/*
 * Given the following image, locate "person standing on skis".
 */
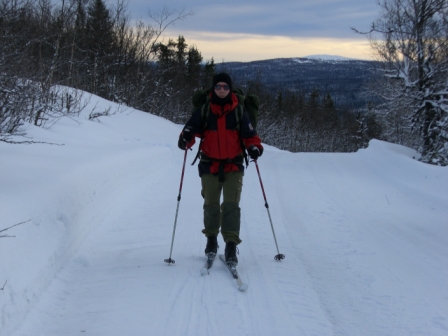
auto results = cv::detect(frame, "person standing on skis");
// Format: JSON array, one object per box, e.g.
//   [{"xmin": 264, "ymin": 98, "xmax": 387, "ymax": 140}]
[{"xmin": 178, "ymin": 72, "xmax": 263, "ymax": 265}]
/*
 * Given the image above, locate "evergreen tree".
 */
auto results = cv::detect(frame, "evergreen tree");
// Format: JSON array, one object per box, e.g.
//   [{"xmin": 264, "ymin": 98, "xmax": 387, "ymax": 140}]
[
  {"xmin": 297, "ymin": 93, "xmax": 305, "ymax": 112},
  {"xmin": 156, "ymin": 39, "xmax": 177, "ymax": 70},
  {"xmin": 84, "ymin": 0, "xmax": 116, "ymax": 96},
  {"xmin": 322, "ymin": 93, "xmax": 335, "ymax": 110},
  {"xmin": 85, "ymin": 0, "xmax": 115, "ymax": 57},
  {"xmin": 186, "ymin": 46, "xmax": 203, "ymax": 86},
  {"xmin": 175, "ymin": 35, "xmax": 187, "ymax": 66},
  {"xmin": 201, "ymin": 58, "xmax": 216, "ymax": 89},
  {"xmin": 274, "ymin": 91, "xmax": 283, "ymax": 115},
  {"xmin": 308, "ymin": 90, "xmax": 320, "ymax": 110}
]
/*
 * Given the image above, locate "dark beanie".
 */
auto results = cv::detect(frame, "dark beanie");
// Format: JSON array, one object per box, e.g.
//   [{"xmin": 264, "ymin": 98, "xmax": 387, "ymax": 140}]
[{"xmin": 212, "ymin": 72, "xmax": 232, "ymax": 90}]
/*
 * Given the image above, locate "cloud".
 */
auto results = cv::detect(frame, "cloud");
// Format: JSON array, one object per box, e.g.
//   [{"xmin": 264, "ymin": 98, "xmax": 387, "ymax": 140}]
[
  {"xmin": 126, "ymin": 0, "xmax": 379, "ymax": 61},
  {"xmin": 128, "ymin": 0, "xmax": 378, "ymax": 37},
  {"xmin": 169, "ymin": 30, "xmax": 373, "ymax": 62}
]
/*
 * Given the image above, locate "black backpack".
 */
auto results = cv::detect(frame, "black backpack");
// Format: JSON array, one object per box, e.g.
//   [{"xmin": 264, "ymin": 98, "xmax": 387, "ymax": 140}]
[{"xmin": 191, "ymin": 88, "xmax": 259, "ymax": 129}]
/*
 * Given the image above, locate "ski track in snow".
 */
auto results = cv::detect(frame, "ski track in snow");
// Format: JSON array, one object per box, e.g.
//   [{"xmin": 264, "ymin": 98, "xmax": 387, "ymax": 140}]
[{"xmin": 1, "ymin": 95, "xmax": 448, "ymax": 336}]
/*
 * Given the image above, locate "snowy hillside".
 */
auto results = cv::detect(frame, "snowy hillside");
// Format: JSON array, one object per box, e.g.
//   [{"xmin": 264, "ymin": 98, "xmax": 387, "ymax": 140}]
[
  {"xmin": 1, "ymin": 93, "xmax": 447, "ymax": 336},
  {"xmin": 217, "ymin": 57, "xmax": 377, "ymax": 109},
  {"xmin": 303, "ymin": 54, "xmax": 353, "ymax": 61}
]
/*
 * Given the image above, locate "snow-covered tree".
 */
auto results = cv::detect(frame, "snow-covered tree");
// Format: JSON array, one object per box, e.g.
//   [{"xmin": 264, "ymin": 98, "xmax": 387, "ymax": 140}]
[{"xmin": 361, "ymin": 0, "xmax": 448, "ymax": 165}]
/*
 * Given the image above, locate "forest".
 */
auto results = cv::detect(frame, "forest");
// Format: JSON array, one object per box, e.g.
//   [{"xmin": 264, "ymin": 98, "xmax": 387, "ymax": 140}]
[{"xmin": 1, "ymin": 0, "xmax": 447, "ymax": 164}]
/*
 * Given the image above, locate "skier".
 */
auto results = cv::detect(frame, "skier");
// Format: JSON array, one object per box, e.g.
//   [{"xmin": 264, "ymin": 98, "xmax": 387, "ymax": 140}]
[{"xmin": 178, "ymin": 73, "xmax": 263, "ymax": 265}]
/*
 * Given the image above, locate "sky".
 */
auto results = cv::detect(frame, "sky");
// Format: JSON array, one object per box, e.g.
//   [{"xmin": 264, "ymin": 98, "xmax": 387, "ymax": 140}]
[
  {"xmin": 2, "ymin": 90, "xmax": 448, "ymax": 335},
  {"xmin": 125, "ymin": 0, "xmax": 381, "ymax": 62}
]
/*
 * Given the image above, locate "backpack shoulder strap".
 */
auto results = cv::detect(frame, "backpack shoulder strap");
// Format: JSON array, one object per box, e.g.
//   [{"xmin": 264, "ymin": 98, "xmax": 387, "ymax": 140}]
[
  {"xmin": 234, "ymin": 104, "xmax": 249, "ymax": 167},
  {"xmin": 191, "ymin": 102, "xmax": 210, "ymax": 166},
  {"xmin": 234, "ymin": 104, "xmax": 244, "ymax": 130},
  {"xmin": 200, "ymin": 102, "xmax": 210, "ymax": 129}
]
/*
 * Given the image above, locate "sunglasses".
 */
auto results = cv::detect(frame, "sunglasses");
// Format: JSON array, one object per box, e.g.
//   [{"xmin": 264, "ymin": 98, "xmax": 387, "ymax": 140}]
[{"xmin": 214, "ymin": 84, "xmax": 230, "ymax": 91}]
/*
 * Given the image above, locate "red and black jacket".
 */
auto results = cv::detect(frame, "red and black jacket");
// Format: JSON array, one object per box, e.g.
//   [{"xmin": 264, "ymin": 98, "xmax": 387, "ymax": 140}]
[{"xmin": 181, "ymin": 93, "xmax": 263, "ymax": 176}]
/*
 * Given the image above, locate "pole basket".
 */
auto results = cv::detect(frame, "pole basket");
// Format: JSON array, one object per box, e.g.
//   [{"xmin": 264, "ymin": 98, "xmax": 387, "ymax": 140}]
[
  {"xmin": 164, "ymin": 258, "xmax": 175, "ymax": 264},
  {"xmin": 274, "ymin": 254, "xmax": 285, "ymax": 261}
]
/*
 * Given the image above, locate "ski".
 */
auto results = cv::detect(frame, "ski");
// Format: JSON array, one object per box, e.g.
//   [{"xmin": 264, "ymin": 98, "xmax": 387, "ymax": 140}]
[
  {"xmin": 200, "ymin": 252, "xmax": 216, "ymax": 275},
  {"xmin": 218, "ymin": 254, "xmax": 248, "ymax": 291}
]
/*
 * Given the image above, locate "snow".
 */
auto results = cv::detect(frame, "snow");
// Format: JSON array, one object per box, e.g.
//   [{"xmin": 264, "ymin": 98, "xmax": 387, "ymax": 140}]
[
  {"xmin": 304, "ymin": 54, "xmax": 353, "ymax": 61},
  {"xmin": 1, "ymin": 93, "xmax": 448, "ymax": 336}
]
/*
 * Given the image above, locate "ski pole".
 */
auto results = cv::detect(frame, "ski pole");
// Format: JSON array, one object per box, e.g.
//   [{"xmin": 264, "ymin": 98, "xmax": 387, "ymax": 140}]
[
  {"xmin": 254, "ymin": 160, "xmax": 285, "ymax": 261},
  {"xmin": 164, "ymin": 148, "xmax": 189, "ymax": 264}
]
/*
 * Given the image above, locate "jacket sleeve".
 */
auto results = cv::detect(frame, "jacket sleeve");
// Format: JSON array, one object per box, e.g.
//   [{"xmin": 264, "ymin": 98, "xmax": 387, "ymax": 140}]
[
  {"xmin": 239, "ymin": 109, "xmax": 263, "ymax": 153},
  {"xmin": 178, "ymin": 107, "xmax": 204, "ymax": 149}
]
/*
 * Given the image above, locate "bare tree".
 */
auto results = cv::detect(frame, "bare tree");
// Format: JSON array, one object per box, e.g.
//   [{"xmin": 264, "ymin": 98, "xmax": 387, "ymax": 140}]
[{"xmin": 0, "ymin": 0, "xmax": 88, "ymax": 141}]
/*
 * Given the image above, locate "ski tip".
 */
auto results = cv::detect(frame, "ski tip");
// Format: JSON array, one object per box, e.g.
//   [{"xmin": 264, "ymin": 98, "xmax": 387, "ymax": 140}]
[
  {"xmin": 200, "ymin": 267, "xmax": 209, "ymax": 276},
  {"xmin": 238, "ymin": 283, "xmax": 248, "ymax": 292}
]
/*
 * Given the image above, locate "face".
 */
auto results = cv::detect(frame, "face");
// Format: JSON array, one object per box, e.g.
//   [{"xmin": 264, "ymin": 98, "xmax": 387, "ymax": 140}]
[{"xmin": 214, "ymin": 82, "xmax": 230, "ymax": 99}]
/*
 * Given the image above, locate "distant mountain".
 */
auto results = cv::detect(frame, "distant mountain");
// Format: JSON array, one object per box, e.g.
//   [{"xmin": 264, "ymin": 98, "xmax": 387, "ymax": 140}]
[{"xmin": 217, "ymin": 57, "xmax": 380, "ymax": 109}]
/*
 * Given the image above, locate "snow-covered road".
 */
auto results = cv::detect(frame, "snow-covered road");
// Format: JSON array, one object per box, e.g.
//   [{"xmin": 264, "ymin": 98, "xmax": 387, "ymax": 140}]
[{"xmin": 2, "ymin": 95, "xmax": 447, "ymax": 335}]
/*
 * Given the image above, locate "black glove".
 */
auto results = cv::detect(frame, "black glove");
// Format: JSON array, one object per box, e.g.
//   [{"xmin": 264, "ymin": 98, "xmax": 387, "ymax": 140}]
[
  {"xmin": 182, "ymin": 127, "xmax": 194, "ymax": 143},
  {"xmin": 248, "ymin": 145, "xmax": 261, "ymax": 160},
  {"xmin": 178, "ymin": 127, "xmax": 194, "ymax": 150},
  {"xmin": 178, "ymin": 133, "xmax": 187, "ymax": 150}
]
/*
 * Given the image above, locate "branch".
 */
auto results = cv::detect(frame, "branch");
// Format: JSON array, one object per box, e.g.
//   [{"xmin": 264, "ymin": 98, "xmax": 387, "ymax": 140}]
[
  {"xmin": 148, "ymin": 6, "xmax": 195, "ymax": 52},
  {"xmin": 0, "ymin": 137, "xmax": 64, "ymax": 145},
  {"xmin": 351, "ymin": 23, "xmax": 375, "ymax": 35},
  {"xmin": 0, "ymin": 219, "xmax": 31, "ymax": 238}
]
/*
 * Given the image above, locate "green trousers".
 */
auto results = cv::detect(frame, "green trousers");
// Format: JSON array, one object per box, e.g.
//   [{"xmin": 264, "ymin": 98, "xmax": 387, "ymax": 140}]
[{"xmin": 201, "ymin": 172, "xmax": 243, "ymax": 244}]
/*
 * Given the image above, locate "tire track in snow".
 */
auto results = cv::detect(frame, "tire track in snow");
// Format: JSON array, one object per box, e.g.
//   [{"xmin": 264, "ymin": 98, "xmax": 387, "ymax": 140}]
[
  {"xmin": 271, "ymin": 153, "xmax": 363, "ymax": 336},
  {"xmin": 239, "ymin": 156, "xmax": 335, "ymax": 335}
]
